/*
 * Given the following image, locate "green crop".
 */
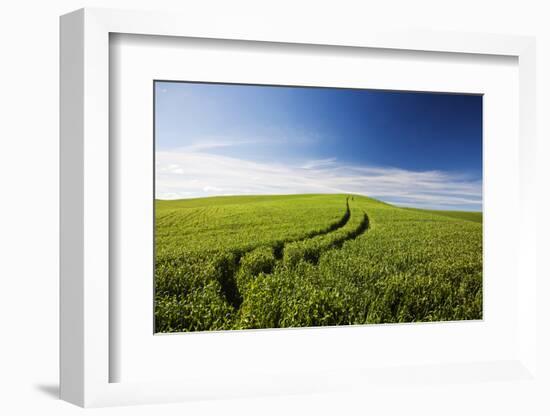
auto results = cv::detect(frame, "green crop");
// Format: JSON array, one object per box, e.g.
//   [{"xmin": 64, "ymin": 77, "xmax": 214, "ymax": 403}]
[
  {"xmin": 154, "ymin": 194, "xmax": 482, "ymax": 332},
  {"xmin": 402, "ymin": 207, "xmax": 483, "ymax": 223}
]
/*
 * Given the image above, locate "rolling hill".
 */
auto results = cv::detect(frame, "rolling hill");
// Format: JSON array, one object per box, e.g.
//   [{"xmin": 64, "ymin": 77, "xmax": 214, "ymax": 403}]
[{"xmin": 155, "ymin": 194, "xmax": 482, "ymax": 332}]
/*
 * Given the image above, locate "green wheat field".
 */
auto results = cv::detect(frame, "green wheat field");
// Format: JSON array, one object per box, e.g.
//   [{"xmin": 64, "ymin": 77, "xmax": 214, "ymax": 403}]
[{"xmin": 154, "ymin": 194, "xmax": 482, "ymax": 333}]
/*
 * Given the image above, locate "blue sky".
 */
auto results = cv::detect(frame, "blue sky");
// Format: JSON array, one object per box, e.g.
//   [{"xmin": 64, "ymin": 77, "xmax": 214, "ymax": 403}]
[{"xmin": 155, "ymin": 81, "xmax": 482, "ymax": 210}]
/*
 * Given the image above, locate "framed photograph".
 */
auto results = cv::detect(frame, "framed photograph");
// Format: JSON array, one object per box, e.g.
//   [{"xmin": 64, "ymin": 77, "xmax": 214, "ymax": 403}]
[
  {"xmin": 60, "ymin": 8, "xmax": 539, "ymax": 409},
  {"xmin": 152, "ymin": 80, "xmax": 483, "ymax": 334}
]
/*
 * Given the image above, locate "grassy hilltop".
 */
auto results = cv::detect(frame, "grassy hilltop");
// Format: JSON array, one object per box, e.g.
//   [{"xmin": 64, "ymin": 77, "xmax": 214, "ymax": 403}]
[{"xmin": 155, "ymin": 194, "xmax": 482, "ymax": 332}]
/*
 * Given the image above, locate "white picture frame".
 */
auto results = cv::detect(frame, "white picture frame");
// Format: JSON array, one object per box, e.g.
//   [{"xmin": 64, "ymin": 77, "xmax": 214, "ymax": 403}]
[{"xmin": 60, "ymin": 7, "xmax": 538, "ymax": 408}]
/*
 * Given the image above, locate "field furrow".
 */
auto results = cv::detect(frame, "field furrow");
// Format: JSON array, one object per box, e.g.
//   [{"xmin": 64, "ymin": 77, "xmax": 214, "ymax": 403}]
[
  {"xmin": 282, "ymin": 205, "xmax": 368, "ymax": 266},
  {"xmin": 207, "ymin": 197, "xmax": 355, "ymax": 311}
]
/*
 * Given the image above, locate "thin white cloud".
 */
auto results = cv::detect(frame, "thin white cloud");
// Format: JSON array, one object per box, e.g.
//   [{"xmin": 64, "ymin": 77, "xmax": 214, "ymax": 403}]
[
  {"xmin": 177, "ymin": 139, "xmax": 259, "ymax": 153},
  {"xmin": 171, "ymin": 131, "xmax": 320, "ymax": 154},
  {"xmin": 301, "ymin": 158, "xmax": 338, "ymax": 170},
  {"xmin": 155, "ymin": 150, "xmax": 482, "ymax": 210}
]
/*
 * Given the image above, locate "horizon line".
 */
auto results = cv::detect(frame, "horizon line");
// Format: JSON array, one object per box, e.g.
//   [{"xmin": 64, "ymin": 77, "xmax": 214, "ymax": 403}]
[{"xmin": 154, "ymin": 192, "xmax": 483, "ymax": 212}]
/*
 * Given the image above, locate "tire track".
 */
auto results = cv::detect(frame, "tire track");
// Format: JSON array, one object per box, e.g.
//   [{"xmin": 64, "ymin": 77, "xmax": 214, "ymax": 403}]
[
  {"xmin": 219, "ymin": 197, "xmax": 352, "ymax": 309},
  {"xmin": 282, "ymin": 208, "xmax": 369, "ymax": 266},
  {"xmin": 229, "ymin": 202, "xmax": 371, "ymax": 313},
  {"xmin": 272, "ymin": 197, "xmax": 351, "ymax": 259}
]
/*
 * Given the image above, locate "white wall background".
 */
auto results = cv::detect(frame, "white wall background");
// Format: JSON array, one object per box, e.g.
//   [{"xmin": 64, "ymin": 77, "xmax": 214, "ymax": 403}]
[{"xmin": 0, "ymin": 1, "xmax": 548, "ymax": 415}]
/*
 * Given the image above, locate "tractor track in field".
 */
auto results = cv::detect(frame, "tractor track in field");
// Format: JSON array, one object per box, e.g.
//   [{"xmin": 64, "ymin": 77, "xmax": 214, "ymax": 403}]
[
  {"xmin": 305, "ymin": 209, "xmax": 370, "ymax": 266},
  {"xmin": 217, "ymin": 197, "xmax": 351, "ymax": 309},
  {"xmin": 272, "ymin": 197, "xmax": 351, "ymax": 260},
  {"xmin": 218, "ymin": 197, "xmax": 370, "ymax": 311}
]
